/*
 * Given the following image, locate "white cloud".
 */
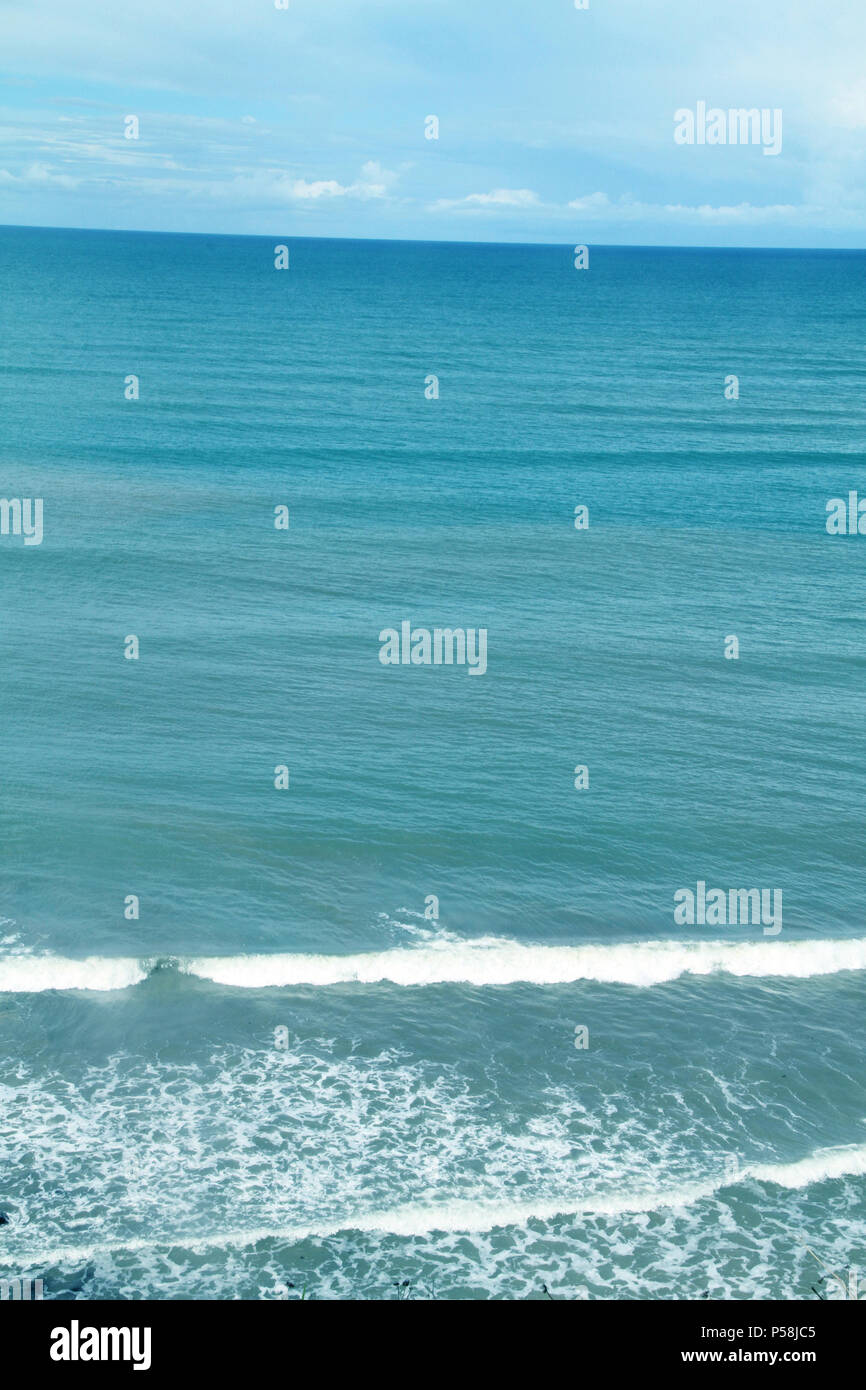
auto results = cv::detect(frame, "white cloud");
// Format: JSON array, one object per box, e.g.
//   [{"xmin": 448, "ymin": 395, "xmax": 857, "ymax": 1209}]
[
  {"xmin": 663, "ymin": 201, "xmax": 800, "ymax": 223},
  {"xmin": 568, "ymin": 191, "xmax": 610, "ymax": 212},
  {"xmin": 828, "ymin": 83, "xmax": 866, "ymax": 130},
  {"xmin": 0, "ymin": 161, "xmax": 81, "ymax": 189},
  {"xmin": 184, "ymin": 160, "xmax": 403, "ymax": 206},
  {"xmin": 288, "ymin": 178, "xmax": 364, "ymax": 200},
  {"xmin": 431, "ymin": 188, "xmax": 540, "ymax": 212},
  {"xmin": 568, "ymin": 192, "xmax": 801, "ymax": 224},
  {"xmin": 360, "ymin": 160, "xmax": 399, "ymax": 188}
]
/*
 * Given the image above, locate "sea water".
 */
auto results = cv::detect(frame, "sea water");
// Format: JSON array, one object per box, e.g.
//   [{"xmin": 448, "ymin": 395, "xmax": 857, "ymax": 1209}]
[{"xmin": 0, "ymin": 228, "xmax": 865, "ymax": 1299}]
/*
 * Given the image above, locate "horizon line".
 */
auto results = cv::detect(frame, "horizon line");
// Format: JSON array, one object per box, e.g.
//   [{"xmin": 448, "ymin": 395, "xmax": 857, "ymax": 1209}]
[{"xmin": 1, "ymin": 221, "xmax": 865, "ymax": 254}]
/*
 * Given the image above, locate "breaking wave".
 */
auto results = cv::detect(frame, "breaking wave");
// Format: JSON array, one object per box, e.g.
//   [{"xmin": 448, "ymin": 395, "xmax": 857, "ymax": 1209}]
[{"xmin": 3, "ymin": 936, "xmax": 866, "ymax": 994}]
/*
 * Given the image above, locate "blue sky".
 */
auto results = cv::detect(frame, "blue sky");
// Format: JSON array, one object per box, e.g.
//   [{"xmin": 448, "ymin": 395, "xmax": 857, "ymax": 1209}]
[{"xmin": 1, "ymin": 0, "xmax": 865, "ymax": 245}]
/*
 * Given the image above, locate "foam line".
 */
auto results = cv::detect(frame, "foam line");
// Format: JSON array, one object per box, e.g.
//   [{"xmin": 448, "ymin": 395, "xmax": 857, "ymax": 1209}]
[{"xmin": 3, "ymin": 937, "xmax": 866, "ymax": 994}]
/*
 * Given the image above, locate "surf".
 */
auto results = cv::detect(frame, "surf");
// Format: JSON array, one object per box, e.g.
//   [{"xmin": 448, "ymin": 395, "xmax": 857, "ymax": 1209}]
[
  {"xmin": 4, "ymin": 1142, "xmax": 866, "ymax": 1271},
  {"xmin": 3, "ymin": 935, "xmax": 866, "ymax": 993}
]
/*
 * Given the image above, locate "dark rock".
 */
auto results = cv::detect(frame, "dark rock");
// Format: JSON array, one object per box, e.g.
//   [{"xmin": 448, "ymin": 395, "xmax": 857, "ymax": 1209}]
[{"xmin": 0, "ymin": 1212, "xmax": 10, "ymax": 1226}]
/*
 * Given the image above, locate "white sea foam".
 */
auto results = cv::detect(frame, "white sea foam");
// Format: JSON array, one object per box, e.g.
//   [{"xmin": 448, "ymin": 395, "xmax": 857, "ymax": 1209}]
[
  {"xmin": 0, "ymin": 953, "xmax": 148, "ymax": 993},
  {"xmin": 2, "ymin": 1030, "xmax": 864, "ymax": 1302},
  {"xmin": 3, "ymin": 936, "xmax": 866, "ymax": 993},
  {"xmin": 5, "ymin": 1145, "xmax": 866, "ymax": 1273},
  {"xmin": 183, "ymin": 937, "xmax": 866, "ymax": 988},
  {"xmin": 750, "ymin": 1144, "xmax": 866, "ymax": 1189}
]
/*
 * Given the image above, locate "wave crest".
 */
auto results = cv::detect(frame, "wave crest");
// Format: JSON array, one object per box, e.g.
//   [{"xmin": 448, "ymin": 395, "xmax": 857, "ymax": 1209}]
[{"xmin": 3, "ymin": 936, "xmax": 866, "ymax": 993}]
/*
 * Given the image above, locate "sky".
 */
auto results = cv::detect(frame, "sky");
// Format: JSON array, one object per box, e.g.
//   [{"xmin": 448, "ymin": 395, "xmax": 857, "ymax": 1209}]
[{"xmin": 1, "ymin": 0, "xmax": 866, "ymax": 246}]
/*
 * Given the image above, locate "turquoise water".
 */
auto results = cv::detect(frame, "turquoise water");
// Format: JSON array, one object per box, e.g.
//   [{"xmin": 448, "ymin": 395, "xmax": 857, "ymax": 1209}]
[{"xmin": 0, "ymin": 227, "xmax": 865, "ymax": 1299}]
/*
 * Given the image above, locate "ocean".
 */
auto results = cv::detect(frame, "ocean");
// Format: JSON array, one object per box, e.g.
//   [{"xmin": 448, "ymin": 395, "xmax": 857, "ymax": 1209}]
[{"xmin": 0, "ymin": 226, "xmax": 865, "ymax": 1300}]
